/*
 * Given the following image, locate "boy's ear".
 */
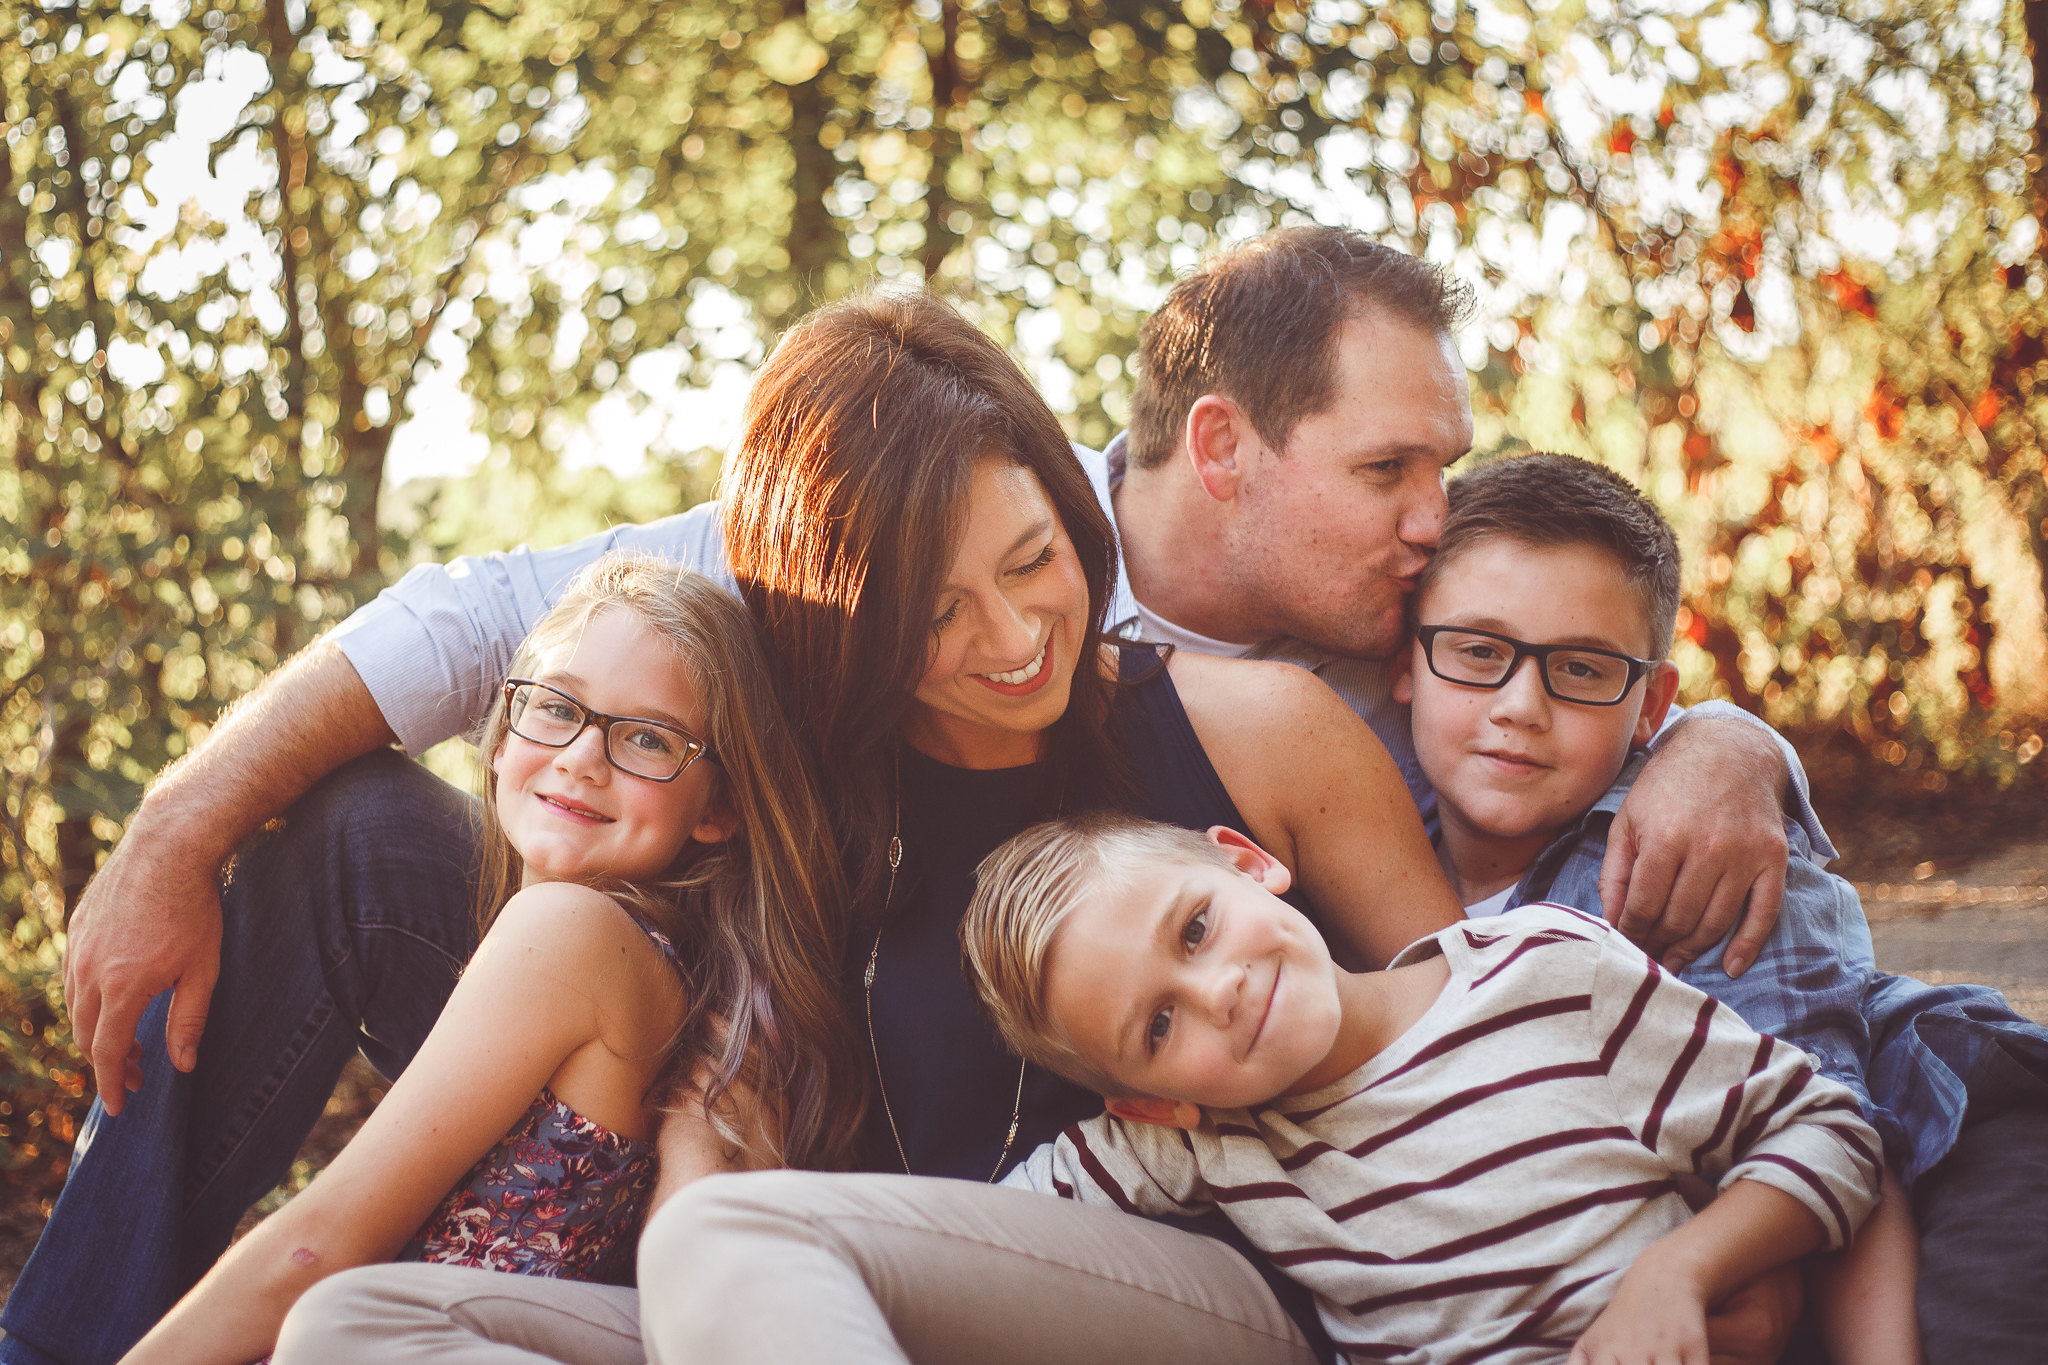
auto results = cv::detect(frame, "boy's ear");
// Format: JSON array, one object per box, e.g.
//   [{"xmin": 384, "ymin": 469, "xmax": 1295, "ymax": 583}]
[
  {"xmin": 1204, "ymin": 826, "xmax": 1293, "ymax": 896},
  {"xmin": 1632, "ymin": 661, "xmax": 1683, "ymax": 748},
  {"xmin": 1105, "ymin": 1096, "xmax": 1204, "ymax": 1130},
  {"xmin": 1390, "ymin": 636, "xmax": 1415, "ymax": 705}
]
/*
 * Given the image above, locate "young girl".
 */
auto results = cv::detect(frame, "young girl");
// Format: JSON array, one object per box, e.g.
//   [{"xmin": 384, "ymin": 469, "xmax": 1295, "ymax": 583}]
[{"xmin": 118, "ymin": 555, "xmax": 861, "ymax": 1365}]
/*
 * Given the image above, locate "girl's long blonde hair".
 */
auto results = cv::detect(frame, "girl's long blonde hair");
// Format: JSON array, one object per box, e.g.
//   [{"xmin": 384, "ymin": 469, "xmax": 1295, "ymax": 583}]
[{"xmin": 473, "ymin": 554, "xmax": 863, "ymax": 1170}]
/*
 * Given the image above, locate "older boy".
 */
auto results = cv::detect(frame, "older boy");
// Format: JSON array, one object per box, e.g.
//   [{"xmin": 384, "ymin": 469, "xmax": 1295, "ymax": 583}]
[
  {"xmin": 961, "ymin": 813, "xmax": 1882, "ymax": 1365},
  {"xmin": 1395, "ymin": 452, "xmax": 2048, "ymax": 1364}
]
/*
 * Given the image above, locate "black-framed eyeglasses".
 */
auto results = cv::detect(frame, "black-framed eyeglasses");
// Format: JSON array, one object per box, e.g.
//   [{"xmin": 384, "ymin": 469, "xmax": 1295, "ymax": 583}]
[
  {"xmin": 1416, "ymin": 626, "xmax": 1657, "ymax": 706},
  {"xmin": 502, "ymin": 680, "xmax": 717, "ymax": 782}
]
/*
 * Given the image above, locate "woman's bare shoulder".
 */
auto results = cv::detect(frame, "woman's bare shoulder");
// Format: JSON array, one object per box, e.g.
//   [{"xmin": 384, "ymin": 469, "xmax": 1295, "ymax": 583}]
[{"xmin": 1165, "ymin": 650, "xmax": 1353, "ymax": 734}]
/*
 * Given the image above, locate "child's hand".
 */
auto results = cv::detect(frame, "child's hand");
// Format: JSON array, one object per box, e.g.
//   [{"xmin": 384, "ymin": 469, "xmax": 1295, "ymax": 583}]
[{"xmin": 1569, "ymin": 1264, "xmax": 1712, "ymax": 1365}]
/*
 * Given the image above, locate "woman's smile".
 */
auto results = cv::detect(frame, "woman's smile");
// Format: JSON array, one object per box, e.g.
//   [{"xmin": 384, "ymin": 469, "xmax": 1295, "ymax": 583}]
[
  {"xmin": 973, "ymin": 636, "xmax": 1055, "ymax": 696},
  {"xmin": 902, "ymin": 458, "xmax": 1092, "ymax": 768}
]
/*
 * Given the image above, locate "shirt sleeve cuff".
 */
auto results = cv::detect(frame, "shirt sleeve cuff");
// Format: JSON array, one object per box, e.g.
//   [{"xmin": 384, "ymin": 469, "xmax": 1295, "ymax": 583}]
[{"xmin": 328, "ymin": 592, "xmax": 489, "ymax": 757}]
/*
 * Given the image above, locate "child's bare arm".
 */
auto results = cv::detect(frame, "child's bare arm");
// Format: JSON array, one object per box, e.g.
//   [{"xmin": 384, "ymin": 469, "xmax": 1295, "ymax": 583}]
[
  {"xmin": 1571, "ymin": 1179, "xmax": 1826, "ymax": 1365},
  {"xmin": 118, "ymin": 886, "xmax": 661, "ymax": 1365},
  {"xmin": 1810, "ymin": 1163, "xmax": 1924, "ymax": 1365}
]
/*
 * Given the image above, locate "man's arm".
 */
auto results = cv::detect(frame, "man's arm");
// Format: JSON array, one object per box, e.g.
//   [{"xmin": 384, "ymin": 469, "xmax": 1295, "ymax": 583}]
[
  {"xmin": 63, "ymin": 643, "xmax": 394, "ymax": 1112},
  {"xmin": 1601, "ymin": 715, "xmax": 1793, "ymax": 976},
  {"xmin": 70, "ymin": 502, "xmax": 733, "ymax": 1112}
]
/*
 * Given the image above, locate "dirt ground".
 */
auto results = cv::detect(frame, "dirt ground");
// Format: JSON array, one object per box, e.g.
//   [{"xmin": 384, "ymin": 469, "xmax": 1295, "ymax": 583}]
[{"xmin": 4, "ymin": 786, "xmax": 2045, "ymax": 1325}]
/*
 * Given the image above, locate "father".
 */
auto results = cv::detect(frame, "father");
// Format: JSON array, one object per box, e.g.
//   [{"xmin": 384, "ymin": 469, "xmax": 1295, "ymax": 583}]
[{"xmin": 4, "ymin": 227, "xmax": 1807, "ymax": 1365}]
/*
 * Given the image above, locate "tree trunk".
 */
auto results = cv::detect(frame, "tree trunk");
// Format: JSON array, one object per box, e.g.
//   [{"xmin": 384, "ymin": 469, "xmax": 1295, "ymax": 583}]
[
  {"xmin": 920, "ymin": 0, "xmax": 963, "ymax": 283},
  {"xmin": 785, "ymin": 71, "xmax": 839, "ymax": 314},
  {"xmin": 2023, "ymin": 1, "xmax": 2048, "ymax": 631}
]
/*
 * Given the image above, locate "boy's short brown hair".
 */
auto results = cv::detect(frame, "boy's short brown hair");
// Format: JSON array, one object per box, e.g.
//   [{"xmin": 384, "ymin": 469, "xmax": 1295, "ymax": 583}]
[
  {"xmin": 962, "ymin": 812, "xmax": 1239, "ymax": 1097},
  {"xmin": 1421, "ymin": 453, "xmax": 1682, "ymax": 657}
]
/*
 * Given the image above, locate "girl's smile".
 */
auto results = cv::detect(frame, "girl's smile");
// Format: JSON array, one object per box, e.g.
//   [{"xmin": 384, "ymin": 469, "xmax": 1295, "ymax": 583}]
[
  {"xmin": 495, "ymin": 608, "xmax": 733, "ymax": 886},
  {"xmin": 535, "ymin": 792, "xmax": 612, "ymax": 823}
]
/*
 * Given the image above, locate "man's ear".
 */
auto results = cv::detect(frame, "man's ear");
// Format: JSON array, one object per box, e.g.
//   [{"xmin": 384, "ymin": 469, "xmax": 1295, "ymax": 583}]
[
  {"xmin": 1183, "ymin": 395, "xmax": 1255, "ymax": 505},
  {"xmin": 1105, "ymin": 1096, "xmax": 1204, "ymax": 1130},
  {"xmin": 1204, "ymin": 826, "xmax": 1293, "ymax": 896},
  {"xmin": 1631, "ymin": 661, "xmax": 1683, "ymax": 748}
]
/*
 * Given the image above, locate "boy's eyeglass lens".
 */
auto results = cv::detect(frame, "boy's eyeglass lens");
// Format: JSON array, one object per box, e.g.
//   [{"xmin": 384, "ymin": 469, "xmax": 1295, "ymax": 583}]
[
  {"xmin": 503, "ymin": 681, "xmax": 713, "ymax": 781},
  {"xmin": 1417, "ymin": 626, "xmax": 1651, "ymax": 706}
]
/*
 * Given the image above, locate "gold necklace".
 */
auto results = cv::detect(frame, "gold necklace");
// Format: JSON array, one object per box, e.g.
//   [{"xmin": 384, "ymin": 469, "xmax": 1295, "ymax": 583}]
[{"xmin": 862, "ymin": 749, "xmax": 1027, "ymax": 1183}]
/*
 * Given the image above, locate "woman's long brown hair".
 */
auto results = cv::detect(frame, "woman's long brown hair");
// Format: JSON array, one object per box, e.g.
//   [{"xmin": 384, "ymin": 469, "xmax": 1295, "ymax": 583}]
[
  {"xmin": 473, "ymin": 554, "xmax": 864, "ymax": 1170},
  {"xmin": 722, "ymin": 289, "xmax": 1134, "ymax": 919}
]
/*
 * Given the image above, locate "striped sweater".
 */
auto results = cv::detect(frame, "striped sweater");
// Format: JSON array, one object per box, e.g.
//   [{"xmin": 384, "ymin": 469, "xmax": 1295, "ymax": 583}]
[{"xmin": 1002, "ymin": 904, "xmax": 1882, "ymax": 1364}]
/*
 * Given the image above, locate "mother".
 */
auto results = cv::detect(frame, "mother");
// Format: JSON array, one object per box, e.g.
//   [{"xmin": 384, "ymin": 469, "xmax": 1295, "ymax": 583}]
[{"xmin": 284, "ymin": 292, "xmax": 1460, "ymax": 1363}]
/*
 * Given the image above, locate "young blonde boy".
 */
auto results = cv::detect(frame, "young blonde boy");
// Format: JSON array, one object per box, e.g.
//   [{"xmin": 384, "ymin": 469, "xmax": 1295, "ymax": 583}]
[{"xmin": 962, "ymin": 813, "xmax": 1882, "ymax": 1365}]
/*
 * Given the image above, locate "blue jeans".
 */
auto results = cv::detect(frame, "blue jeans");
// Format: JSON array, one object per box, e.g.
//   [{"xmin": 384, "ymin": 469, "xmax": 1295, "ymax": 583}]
[{"xmin": 0, "ymin": 752, "xmax": 478, "ymax": 1365}]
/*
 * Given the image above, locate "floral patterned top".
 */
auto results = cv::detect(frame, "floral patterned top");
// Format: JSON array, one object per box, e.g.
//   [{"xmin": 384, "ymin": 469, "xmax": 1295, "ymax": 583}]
[
  {"xmin": 394, "ymin": 1087, "xmax": 657, "ymax": 1284},
  {"xmin": 391, "ymin": 920, "xmax": 677, "ymax": 1286}
]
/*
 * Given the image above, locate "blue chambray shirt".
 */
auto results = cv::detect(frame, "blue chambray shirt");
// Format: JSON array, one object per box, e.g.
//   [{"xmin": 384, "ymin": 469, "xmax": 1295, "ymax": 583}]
[{"xmin": 1504, "ymin": 750, "xmax": 2048, "ymax": 1186}]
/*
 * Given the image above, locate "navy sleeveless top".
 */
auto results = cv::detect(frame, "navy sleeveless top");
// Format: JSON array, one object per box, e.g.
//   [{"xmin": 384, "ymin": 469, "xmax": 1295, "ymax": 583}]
[{"xmin": 855, "ymin": 646, "xmax": 1334, "ymax": 1356}]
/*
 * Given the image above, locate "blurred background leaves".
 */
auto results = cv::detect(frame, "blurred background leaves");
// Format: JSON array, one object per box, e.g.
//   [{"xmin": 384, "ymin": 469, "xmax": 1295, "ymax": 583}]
[{"xmin": 5, "ymin": 0, "xmax": 2047, "ymax": 1197}]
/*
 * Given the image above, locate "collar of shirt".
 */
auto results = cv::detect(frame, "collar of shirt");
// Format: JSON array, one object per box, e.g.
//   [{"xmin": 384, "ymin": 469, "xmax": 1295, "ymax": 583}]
[
  {"xmin": 1086, "ymin": 433, "xmax": 1140, "ymax": 637},
  {"xmin": 1131, "ymin": 598, "xmax": 1258, "ymax": 657}
]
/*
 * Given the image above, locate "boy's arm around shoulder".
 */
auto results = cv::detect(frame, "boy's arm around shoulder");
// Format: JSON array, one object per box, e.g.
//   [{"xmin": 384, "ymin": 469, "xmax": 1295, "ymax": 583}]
[
  {"xmin": 1000, "ymin": 1111, "xmax": 1214, "ymax": 1217},
  {"xmin": 1586, "ymin": 920, "xmax": 1882, "ymax": 1252}
]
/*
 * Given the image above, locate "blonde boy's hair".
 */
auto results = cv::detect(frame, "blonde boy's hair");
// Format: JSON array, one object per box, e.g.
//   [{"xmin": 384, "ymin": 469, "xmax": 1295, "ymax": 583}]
[{"xmin": 963, "ymin": 812, "xmax": 1240, "ymax": 1097}]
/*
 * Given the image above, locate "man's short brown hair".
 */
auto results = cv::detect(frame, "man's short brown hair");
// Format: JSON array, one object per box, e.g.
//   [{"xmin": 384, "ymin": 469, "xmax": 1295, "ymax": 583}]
[
  {"xmin": 1125, "ymin": 227, "xmax": 1475, "ymax": 472},
  {"xmin": 961, "ymin": 813, "xmax": 1240, "ymax": 1097},
  {"xmin": 1420, "ymin": 453, "xmax": 1683, "ymax": 657}
]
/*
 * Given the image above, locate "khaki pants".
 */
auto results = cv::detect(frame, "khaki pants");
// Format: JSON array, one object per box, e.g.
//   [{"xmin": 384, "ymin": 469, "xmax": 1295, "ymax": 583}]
[{"xmin": 275, "ymin": 1171, "xmax": 1315, "ymax": 1365}]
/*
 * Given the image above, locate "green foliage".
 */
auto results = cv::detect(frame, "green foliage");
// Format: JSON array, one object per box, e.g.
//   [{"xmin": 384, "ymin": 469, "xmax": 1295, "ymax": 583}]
[
  {"xmin": 0, "ymin": 932, "xmax": 81, "ymax": 1196},
  {"xmin": 3, "ymin": 0, "xmax": 2046, "ymax": 1175}
]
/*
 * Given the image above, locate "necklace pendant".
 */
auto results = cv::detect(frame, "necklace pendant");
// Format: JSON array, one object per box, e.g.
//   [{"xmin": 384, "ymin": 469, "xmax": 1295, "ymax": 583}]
[
  {"xmin": 863, "ymin": 959, "xmax": 876, "ymax": 989},
  {"xmin": 888, "ymin": 835, "xmax": 902, "ymax": 871}
]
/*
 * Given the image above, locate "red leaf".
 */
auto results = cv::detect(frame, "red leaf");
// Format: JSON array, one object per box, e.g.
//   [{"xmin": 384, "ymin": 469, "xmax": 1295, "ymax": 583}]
[
  {"xmin": 1866, "ymin": 379, "xmax": 1906, "ymax": 439},
  {"xmin": 1730, "ymin": 282, "xmax": 1756, "ymax": 331},
  {"xmin": 1822, "ymin": 272, "xmax": 1876, "ymax": 319}
]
